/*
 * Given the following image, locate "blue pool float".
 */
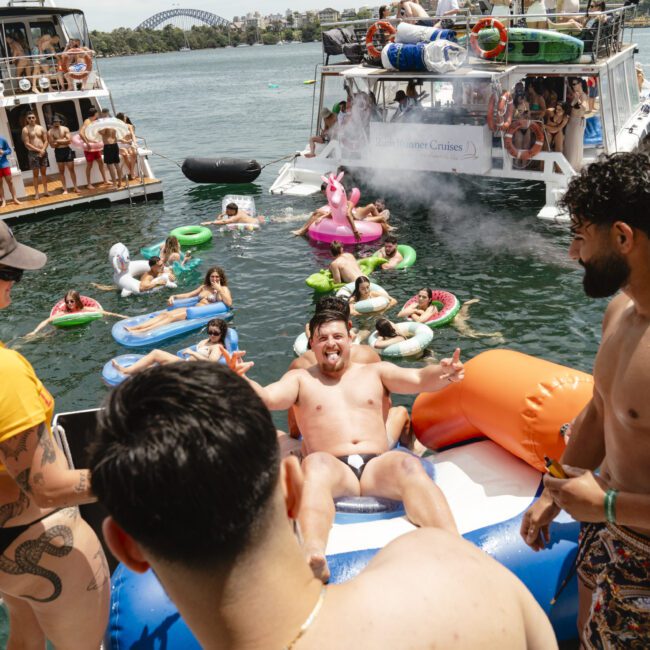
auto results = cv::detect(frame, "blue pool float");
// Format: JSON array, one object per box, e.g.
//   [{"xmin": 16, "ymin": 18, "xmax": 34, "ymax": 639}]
[
  {"xmin": 104, "ymin": 441, "xmax": 579, "ymax": 646},
  {"xmin": 111, "ymin": 297, "xmax": 232, "ymax": 348},
  {"xmin": 176, "ymin": 327, "xmax": 239, "ymax": 361},
  {"xmin": 139, "ymin": 241, "xmax": 202, "ymax": 274}
]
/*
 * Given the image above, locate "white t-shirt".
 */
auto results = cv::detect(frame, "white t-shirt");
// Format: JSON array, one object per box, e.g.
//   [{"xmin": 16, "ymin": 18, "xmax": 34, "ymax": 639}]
[{"xmin": 436, "ymin": 0, "xmax": 460, "ymax": 17}]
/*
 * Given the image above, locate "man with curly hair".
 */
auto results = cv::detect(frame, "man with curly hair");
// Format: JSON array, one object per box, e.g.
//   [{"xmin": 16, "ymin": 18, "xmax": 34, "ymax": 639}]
[{"xmin": 520, "ymin": 152, "xmax": 650, "ymax": 648}]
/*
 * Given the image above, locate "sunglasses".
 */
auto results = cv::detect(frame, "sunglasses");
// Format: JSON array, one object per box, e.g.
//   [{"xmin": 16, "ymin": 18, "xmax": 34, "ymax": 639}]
[
  {"xmin": 0, "ymin": 266, "xmax": 23, "ymax": 283},
  {"xmin": 207, "ymin": 330, "xmax": 222, "ymax": 336}
]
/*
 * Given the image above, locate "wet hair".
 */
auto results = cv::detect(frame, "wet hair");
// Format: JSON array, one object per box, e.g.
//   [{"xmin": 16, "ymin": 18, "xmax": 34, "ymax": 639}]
[
  {"xmin": 330, "ymin": 240, "xmax": 343, "ymax": 256},
  {"xmin": 559, "ymin": 153, "xmax": 650, "ymax": 237},
  {"xmin": 148, "ymin": 256, "xmax": 161, "ymax": 269},
  {"xmin": 315, "ymin": 295, "xmax": 350, "ymax": 320},
  {"xmin": 89, "ymin": 362, "xmax": 280, "ymax": 567},
  {"xmin": 162, "ymin": 236, "xmax": 180, "ymax": 257},
  {"xmin": 384, "ymin": 234, "xmax": 398, "ymax": 245},
  {"xmin": 204, "ymin": 266, "xmax": 228, "ymax": 287},
  {"xmin": 351, "ymin": 275, "xmax": 371, "ymax": 302},
  {"xmin": 63, "ymin": 290, "xmax": 83, "ymax": 312},
  {"xmin": 226, "ymin": 202, "xmax": 238, "ymax": 212},
  {"xmin": 207, "ymin": 318, "xmax": 228, "ymax": 341},
  {"xmin": 308, "ymin": 309, "xmax": 350, "ymax": 342},
  {"xmin": 375, "ymin": 318, "xmax": 398, "ymax": 338}
]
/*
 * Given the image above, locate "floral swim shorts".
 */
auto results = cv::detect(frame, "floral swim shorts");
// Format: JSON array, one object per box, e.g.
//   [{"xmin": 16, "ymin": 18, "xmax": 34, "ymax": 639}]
[{"xmin": 577, "ymin": 521, "xmax": 650, "ymax": 649}]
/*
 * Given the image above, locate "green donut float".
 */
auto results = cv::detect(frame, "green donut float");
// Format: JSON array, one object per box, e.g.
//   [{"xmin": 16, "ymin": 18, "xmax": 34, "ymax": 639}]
[
  {"xmin": 395, "ymin": 245, "xmax": 417, "ymax": 270},
  {"xmin": 52, "ymin": 312, "xmax": 103, "ymax": 329},
  {"xmin": 169, "ymin": 225, "xmax": 212, "ymax": 247}
]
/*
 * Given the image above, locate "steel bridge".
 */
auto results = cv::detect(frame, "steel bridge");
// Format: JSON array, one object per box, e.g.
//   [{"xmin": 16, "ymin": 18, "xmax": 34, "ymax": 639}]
[{"xmin": 136, "ymin": 8, "xmax": 230, "ymax": 30}]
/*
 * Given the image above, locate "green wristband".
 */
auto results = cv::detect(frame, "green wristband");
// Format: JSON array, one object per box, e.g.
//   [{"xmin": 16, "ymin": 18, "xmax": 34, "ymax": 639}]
[{"xmin": 604, "ymin": 488, "xmax": 618, "ymax": 523}]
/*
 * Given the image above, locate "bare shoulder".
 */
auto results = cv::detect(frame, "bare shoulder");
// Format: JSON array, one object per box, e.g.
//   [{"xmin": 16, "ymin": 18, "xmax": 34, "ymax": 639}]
[
  {"xmin": 602, "ymin": 291, "xmax": 633, "ymax": 331},
  {"xmin": 350, "ymin": 344, "xmax": 381, "ymax": 364}
]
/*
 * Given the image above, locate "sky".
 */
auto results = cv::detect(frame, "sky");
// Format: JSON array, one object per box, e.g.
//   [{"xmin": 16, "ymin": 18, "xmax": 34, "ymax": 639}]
[{"xmin": 73, "ymin": 1, "xmax": 364, "ymax": 31}]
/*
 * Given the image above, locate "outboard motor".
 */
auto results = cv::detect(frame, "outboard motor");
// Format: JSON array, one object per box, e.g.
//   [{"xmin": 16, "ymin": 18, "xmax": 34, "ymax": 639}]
[{"xmin": 181, "ymin": 157, "xmax": 262, "ymax": 184}]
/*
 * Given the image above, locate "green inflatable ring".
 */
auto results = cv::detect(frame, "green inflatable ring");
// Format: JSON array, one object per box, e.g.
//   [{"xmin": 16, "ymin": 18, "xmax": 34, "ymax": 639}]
[
  {"xmin": 169, "ymin": 225, "xmax": 212, "ymax": 247},
  {"xmin": 52, "ymin": 312, "xmax": 103, "ymax": 329},
  {"xmin": 305, "ymin": 257, "xmax": 387, "ymax": 293},
  {"xmin": 365, "ymin": 245, "xmax": 416, "ymax": 271}
]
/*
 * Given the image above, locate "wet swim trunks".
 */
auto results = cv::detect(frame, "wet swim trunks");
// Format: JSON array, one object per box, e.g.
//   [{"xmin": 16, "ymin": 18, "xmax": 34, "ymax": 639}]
[
  {"xmin": 336, "ymin": 453, "xmax": 379, "ymax": 480},
  {"xmin": 54, "ymin": 146, "xmax": 74, "ymax": 164},
  {"xmin": 27, "ymin": 150, "xmax": 48, "ymax": 170},
  {"xmin": 103, "ymin": 143, "xmax": 120, "ymax": 165},
  {"xmin": 577, "ymin": 521, "xmax": 650, "ymax": 648}
]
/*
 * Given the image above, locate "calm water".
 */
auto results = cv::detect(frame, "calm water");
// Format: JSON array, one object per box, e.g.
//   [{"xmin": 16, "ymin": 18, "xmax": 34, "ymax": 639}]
[{"xmin": 2, "ymin": 34, "xmax": 650, "ymax": 427}]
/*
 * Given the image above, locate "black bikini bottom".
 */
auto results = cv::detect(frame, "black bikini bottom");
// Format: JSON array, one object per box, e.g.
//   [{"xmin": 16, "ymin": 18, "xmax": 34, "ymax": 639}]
[
  {"xmin": 336, "ymin": 453, "xmax": 380, "ymax": 480},
  {"xmin": 0, "ymin": 510, "xmax": 60, "ymax": 554}
]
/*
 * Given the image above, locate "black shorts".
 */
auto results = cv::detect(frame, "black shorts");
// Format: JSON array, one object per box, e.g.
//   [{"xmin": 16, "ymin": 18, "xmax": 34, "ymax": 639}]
[
  {"xmin": 103, "ymin": 143, "xmax": 120, "ymax": 165},
  {"xmin": 54, "ymin": 146, "xmax": 74, "ymax": 163}
]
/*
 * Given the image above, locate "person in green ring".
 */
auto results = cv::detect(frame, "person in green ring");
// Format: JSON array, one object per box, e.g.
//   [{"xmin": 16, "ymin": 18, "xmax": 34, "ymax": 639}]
[{"xmin": 125, "ymin": 266, "xmax": 232, "ymax": 334}]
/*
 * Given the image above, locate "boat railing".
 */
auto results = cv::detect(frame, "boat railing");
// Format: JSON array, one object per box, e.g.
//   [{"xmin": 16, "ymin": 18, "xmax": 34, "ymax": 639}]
[
  {"xmin": 0, "ymin": 49, "xmax": 101, "ymax": 96},
  {"xmin": 321, "ymin": 5, "xmax": 631, "ymax": 66}
]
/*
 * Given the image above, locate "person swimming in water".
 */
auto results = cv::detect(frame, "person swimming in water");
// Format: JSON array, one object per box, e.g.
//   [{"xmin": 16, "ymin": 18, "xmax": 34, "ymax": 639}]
[
  {"xmin": 372, "ymin": 318, "xmax": 407, "ymax": 349},
  {"xmin": 201, "ymin": 202, "xmax": 264, "ymax": 227},
  {"xmin": 398, "ymin": 288, "xmax": 439, "ymax": 323},
  {"xmin": 348, "ymin": 275, "xmax": 397, "ymax": 317},
  {"xmin": 124, "ymin": 267, "xmax": 232, "ymax": 334}
]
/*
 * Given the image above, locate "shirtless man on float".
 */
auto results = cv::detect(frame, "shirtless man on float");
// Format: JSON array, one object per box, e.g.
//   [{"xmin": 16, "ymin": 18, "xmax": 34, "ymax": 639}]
[
  {"xmin": 328, "ymin": 240, "xmax": 363, "ymax": 284},
  {"xmin": 92, "ymin": 362, "xmax": 556, "ymax": 650},
  {"xmin": 47, "ymin": 115, "xmax": 79, "ymax": 194},
  {"xmin": 521, "ymin": 153, "xmax": 650, "ymax": 648},
  {"xmin": 237, "ymin": 309, "xmax": 463, "ymax": 583},
  {"xmin": 139, "ymin": 256, "xmax": 175, "ymax": 292},
  {"xmin": 21, "ymin": 112, "xmax": 50, "ymax": 200},
  {"xmin": 202, "ymin": 202, "xmax": 261, "ymax": 227},
  {"xmin": 375, "ymin": 234, "xmax": 403, "ymax": 270}
]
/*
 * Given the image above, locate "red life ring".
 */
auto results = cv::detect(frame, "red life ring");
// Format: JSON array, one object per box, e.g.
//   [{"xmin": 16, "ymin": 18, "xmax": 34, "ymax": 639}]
[
  {"xmin": 365, "ymin": 21, "xmax": 396, "ymax": 60},
  {"xmin": 470, "ymin": 18, "xmax": 507, "ymax": 60},
  {"xmin": 487, "ymin": 90, "xmax": 514, "ymax": 132},
  {"xmin": 504, "ymin": 119, "xmax": 545, "ymax": 162}
]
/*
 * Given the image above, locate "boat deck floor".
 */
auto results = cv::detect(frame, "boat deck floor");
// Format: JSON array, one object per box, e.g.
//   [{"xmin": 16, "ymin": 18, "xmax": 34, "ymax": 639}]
[{"xmin": 0, "ymin": 177, "xmax": 160, "ymax": 216}]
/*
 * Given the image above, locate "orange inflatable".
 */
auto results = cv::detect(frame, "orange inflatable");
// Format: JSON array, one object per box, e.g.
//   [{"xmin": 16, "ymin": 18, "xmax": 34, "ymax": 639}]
[{"xmin": 412, "ymin": 349, "xmax": 593, "ymax": 472}]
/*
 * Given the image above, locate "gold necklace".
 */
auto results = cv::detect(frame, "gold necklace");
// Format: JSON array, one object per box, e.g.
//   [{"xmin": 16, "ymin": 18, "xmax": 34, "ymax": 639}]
[{"xmin": 283, "ymin": 585, "xmax": 327, "ymax": 650}]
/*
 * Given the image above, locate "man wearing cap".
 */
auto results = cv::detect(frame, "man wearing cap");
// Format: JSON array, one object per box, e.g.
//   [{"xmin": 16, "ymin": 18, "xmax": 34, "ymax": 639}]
[
  {"xmin": 391, "ymin": 90, "xmax": 410, "ymax": 122},
  {"xmin": 0, "ymin": 222, "xmax": 109, "ymax": 648},
  {"xmin": 0, "ymin": 135, "xmax": 20, "ymax": 208},
  {"xmin": 47, "ymin": 114, "xmax": 79, "ymax": 195}
]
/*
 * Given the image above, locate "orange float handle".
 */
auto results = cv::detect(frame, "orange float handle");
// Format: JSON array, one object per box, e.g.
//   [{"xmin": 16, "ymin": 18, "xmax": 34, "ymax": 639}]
[{"xmin": 470, "ymin": 17, "xmax": 507, "ymax": 60}]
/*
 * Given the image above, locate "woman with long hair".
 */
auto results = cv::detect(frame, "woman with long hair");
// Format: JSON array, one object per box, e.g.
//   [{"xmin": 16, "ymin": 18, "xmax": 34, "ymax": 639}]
[
  {"xmin": 125, "ymin": 266, "xmax": 232, "ymax": 334},
  {"xmin": 398, "ymin": 288, "xmax": 439, "ymax": 323},
  {"xmin": 372, "ymin": 318, "xmax": 406, "ymax": 349},
  {"xmin": 348, "ymin": 275, "xmax": 396, "ymax": 316}
]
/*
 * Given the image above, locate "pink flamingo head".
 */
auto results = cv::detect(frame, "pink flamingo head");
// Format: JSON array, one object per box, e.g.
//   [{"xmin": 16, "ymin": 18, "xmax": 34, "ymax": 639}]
[{"xmin": 321, "ymin": 172, "xmax": 348, "ymax": 224}]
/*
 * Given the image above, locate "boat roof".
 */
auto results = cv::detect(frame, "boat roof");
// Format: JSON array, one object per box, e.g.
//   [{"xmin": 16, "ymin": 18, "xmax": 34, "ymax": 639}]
[{"xmin": 0, "ymin": 6, "xmax": 83, "ymax": 17}]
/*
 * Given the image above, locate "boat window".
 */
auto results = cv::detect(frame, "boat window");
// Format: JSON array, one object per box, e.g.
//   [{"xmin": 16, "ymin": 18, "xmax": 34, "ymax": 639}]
[
  {"xmin": 1, "ymin": 22, "xmax": 29, "ymax": 59},
  {"xmin": 7, "ymin": 104, "xmax": 36, "ymax": 171},
  {"xmin": 61, "ymin": 13, "xmax": 88, "ymax": 47},
  {"xmin": 598, "ymin": 72, "xmax": 616, "ymax": 151},
  {"xmin": 42, "ymin": 101, "xmax": 79, "ymax": 131},
  {"xmin": 612, "ymin": 62, "xmax": 631, "ymax": 132},
  {"xmin": 29, "ymin": 21, "xmax": 58, "ymax": 45},
  {"xmin": 624, "ymin": 57, "xmax": 639, "ymax": 110}
]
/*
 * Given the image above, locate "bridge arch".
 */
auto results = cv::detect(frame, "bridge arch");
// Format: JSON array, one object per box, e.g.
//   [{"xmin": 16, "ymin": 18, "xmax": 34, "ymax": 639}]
[{"xmin": 136, "ymin": 9, "xmax": 230, "ymax": 30}]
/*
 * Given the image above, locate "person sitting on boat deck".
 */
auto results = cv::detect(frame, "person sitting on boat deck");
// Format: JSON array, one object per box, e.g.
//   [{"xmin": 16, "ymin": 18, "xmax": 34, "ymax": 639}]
[
  {"xmin": 138, "ymin": 256, "xmax": 176, "ymax": 293},
  {"xmin": 47, "ymin": 114, "xmax": 79, "ymax": 195},
  {"xmin": 546, "ymin": 0, "xmax": 585, "ymax": 32},
  {"xmin": 328, "ymin": 240, "xmax": 363, "ymax": 285},
  {"xmin": 63, "ymin": 38, "xmax": 92, "ymax": 91},
  {"xmin": 116, "ymin": 113, "xmax": 138, "ymax": 180},
  {"xmin": 126, "ymin": 266, "xmax": 232, "ymax": 334},
  {"xmin": 291, "ymin": 183, "xmax": 331, "ymax": 237},
  {"xmin": 0, "ymin": 136, "xmax": 21, "ymax": 208},
  {"xmin": 201, "ymin": 202, "xmax": 260, "ymax": 227},
  {"xmin": 305, "ymin": 108, "xmax": 338, "ymax": 159},
  {"xmin": 159, "ymin": 235, "xmax": 191, "ymax": 268},
  {"xmin": 113, "ymin": 318, "xmax": 230, "ymax": 375},
  {"xmin": 398, "ymin": 288, "xmax": 440, "ymax": 323},
  {"xmin": 544, "ymin": 102, "xmax": 569, "ymax": 153},
  {"xmin": 234, "ymin": 309, "xmax": 465, "ymax": 583},
  {"xmin": 90, "ymin": 360, "xmax": 557, "ymax": 650},
  {"xmin": 433, "ymin": 0, "xmax": 460, "ymax": 28},
  {"xmin": 96, "ymin": 114, "xmax": 124, "ymax": 189},
  {"xmin": 35, "ymin": 34, "xmax": 63, "ymax": 90},
  {"xmin": 79, "ymin": 107, "xmax": 109, "ymax": 190},
  {"xmin": 288, "ymin": 296, "xmax": 414, "ymax": 452},
  {"xmin": 375, "ymin": 234, "xmax": 403, "ymax": 270},
  {"xmin": 27, "ymin": 290, "xmax": 126, "ymax": 337},
  {"xmin": 21, "ymin": 112, "xmax": 50, "ymax": 201},
  {"xmin": 348, "ymin": 275, "xmax": 397, "ymax": 317},
  {"xmin": 373, "ymin": 318, "xmax": 407, "ymax": 349},
  {"xmin": 348, "ymin": 197, "xmax": 393, "ymax": 234},
  {"xmin": 5, "ymin": 34, "xmax": 31, "ymax": 85}
]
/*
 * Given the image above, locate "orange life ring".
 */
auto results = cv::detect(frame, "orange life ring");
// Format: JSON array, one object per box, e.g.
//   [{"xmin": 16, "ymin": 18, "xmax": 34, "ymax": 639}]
[
  {"xmin": 365, "ymin": 20, "xmax": 396, "ymax": 60},
  {"xmin": 62, "ymin": 48, "xmax": 93, "ymax": 79},
  {"xmin": 504, "ymin": 119, "xmax": 544, "ymax": 161},
  {"xmin": 470, "ymin": 17, "xmax": 507, "ymax": 60},
  {"xmin": 487, "ymin": 90, "xmax": 514, "ymax": 132}
]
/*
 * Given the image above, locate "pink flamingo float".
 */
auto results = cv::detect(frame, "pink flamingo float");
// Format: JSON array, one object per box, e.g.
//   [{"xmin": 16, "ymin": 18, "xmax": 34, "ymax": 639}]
[{"xmin": 308, "ymin": 172, "xmax": 383, "ymax": 245}]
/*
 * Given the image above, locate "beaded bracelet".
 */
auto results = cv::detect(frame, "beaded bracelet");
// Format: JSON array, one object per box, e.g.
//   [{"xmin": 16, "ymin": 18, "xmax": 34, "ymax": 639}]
[{"xmin": 604, "ymin": 488, "xmax": 619, "ymax": 523}]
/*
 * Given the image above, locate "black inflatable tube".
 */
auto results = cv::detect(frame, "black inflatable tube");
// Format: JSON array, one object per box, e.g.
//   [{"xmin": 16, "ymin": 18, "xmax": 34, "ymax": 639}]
[{"xmin": 181, "ymin": 157, "xmax": 262, "ymax": 184}]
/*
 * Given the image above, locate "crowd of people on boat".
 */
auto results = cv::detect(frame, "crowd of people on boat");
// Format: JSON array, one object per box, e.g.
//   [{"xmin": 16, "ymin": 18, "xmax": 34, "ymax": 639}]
[{"xmin": 0, "ymin": 152, "xmax": 649, "ymax": 648}]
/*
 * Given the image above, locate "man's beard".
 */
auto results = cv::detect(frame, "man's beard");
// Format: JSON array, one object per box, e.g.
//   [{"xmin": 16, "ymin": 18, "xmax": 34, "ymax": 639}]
[{"xmin": 580, "ymin": 251, "xmax": 630, "ymax": 298}]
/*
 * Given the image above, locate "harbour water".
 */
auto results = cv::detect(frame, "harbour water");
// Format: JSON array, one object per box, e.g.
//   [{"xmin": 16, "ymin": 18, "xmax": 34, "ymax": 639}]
[{"xmin": 3, "ymin": 35, "xmax": 650, "ymax": 421}]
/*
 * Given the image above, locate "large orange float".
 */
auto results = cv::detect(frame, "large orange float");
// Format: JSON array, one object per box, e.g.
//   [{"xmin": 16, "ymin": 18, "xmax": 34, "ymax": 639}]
[{"xmin": 412, "ymin": 349, "xmax": 593, "ymax": 472}]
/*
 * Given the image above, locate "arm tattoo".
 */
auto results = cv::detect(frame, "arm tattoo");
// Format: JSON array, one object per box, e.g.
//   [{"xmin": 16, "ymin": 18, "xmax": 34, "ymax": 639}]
[
  {"xmin": 15, "ymin": 468, "xmax": 31, "ymax": 494},
  {"xmin": 0, "ymin": 430, "xmax": 30, "ymax": 462},
  {"xmin": 0, "ymin": 490, "xmax": 29, "ymax": 527},
  {"xmin": 73, "ymin": 471, "xmax": 89, "ymax": 495},
  {"xmin": 37, "ymin": 424, "xmax": 56, "ymax": 467}
]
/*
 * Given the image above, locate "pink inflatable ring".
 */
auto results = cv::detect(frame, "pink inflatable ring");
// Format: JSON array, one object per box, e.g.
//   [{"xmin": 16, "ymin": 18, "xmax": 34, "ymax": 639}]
[{"xmin": 401, "ymin": 289, "xmax": 460, "ymax": 328}]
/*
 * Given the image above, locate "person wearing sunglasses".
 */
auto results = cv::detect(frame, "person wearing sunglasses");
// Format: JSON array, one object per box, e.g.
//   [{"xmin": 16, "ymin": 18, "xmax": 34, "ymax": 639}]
[
  {"xmin": 111, "ymin": 318, "xmax": 231, "ymax": 376},
  {"xmin": 0, "ymin": 221, "xmax": 109, "ymax": 648}
]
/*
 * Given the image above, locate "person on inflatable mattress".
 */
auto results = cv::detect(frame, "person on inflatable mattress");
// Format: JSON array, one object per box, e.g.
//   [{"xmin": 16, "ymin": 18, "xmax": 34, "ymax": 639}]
[
  {"xmin": 90, "ymin": 361, "xmax": 557, "ymax": 650},
  {"xmin": 521, "ymin": 153, "xmax": 650, "ymax": 648}
]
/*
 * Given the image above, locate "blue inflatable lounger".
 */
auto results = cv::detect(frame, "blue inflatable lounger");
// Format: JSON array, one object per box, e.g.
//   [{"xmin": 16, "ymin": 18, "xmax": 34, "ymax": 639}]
[{"xmin": 111, "ymin": 296, "xmax": 232, "ymax": 348}]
